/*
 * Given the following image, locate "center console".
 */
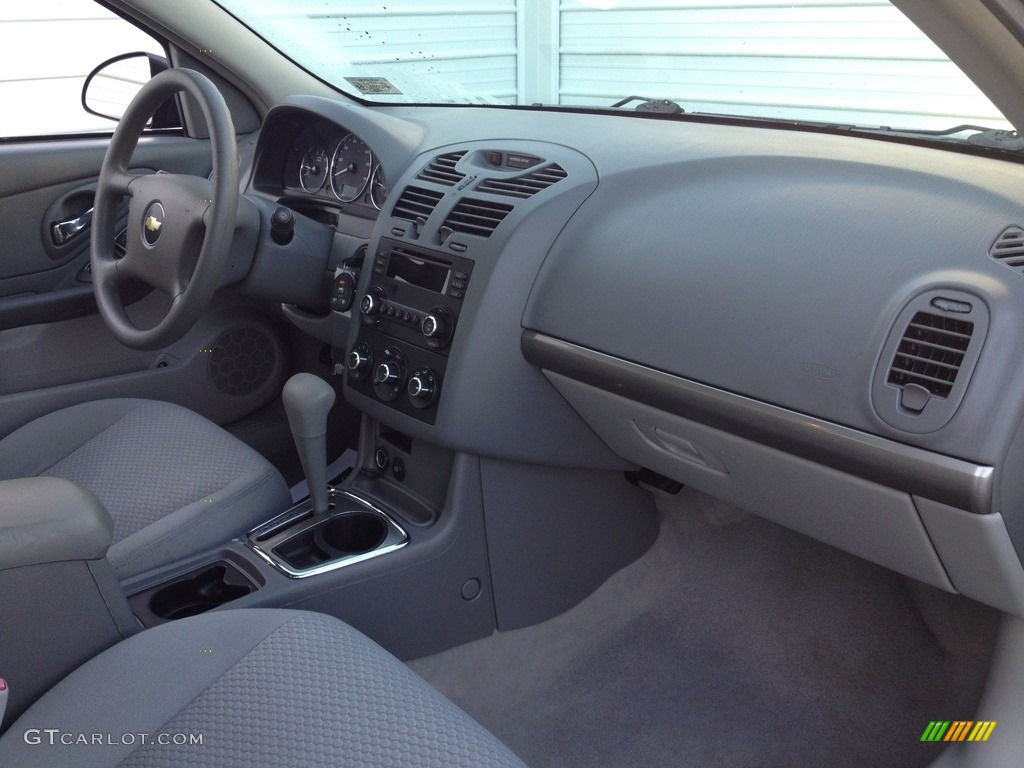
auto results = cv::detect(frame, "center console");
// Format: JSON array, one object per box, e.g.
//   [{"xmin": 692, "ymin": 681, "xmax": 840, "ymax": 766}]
[
  {"xmin": 346, "ymin": 238, "xmax": 474, "ymax": 423},
  {"xmin": 110, "ymin": 139, "xmax": 650, "ymax": 667}
]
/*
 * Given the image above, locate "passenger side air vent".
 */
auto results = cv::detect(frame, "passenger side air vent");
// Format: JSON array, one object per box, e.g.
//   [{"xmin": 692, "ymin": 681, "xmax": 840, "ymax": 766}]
[
  {"xmin": 871, "ymin": 290, "xmax": 988, "ymax": 434},
  {"xmin": 417, "ymin": 151, "xmax": 467, "ymax": 186},
  {"xmin": 442, "ymin": 198, "xmax": 514, "ymax": 238},
  {"xmin": 391, "ymin": 186, "xmax": 444, "ymax": 223},
  {"xmin": 886, "ymin": 312, "xmax": 973, "ymax": 398},
  {"xmin": 989, "ymin": 226, "xmax": 1024, "ymax": 273},
  {"xmin": 476, "ymin": 164, "xmax": 568, "ymax": 199}
]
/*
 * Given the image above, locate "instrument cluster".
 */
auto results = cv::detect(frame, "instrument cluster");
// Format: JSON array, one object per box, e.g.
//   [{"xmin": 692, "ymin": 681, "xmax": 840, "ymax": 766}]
[{"xmin": 283, "ymin": 119, "xmax": 387, "ymax": 214}]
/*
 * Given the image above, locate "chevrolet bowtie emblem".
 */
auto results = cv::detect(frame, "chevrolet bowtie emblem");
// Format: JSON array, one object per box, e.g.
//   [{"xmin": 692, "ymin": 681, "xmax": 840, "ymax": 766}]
[{"xmin": 145, "ymin": 216, "xmax": 162, "ymax": 233}]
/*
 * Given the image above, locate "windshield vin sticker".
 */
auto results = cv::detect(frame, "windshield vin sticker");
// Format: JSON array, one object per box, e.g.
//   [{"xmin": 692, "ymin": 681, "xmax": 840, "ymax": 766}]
[{"xmin": 345, "ymin": 77, "xmax": 402, "ymax": 96}]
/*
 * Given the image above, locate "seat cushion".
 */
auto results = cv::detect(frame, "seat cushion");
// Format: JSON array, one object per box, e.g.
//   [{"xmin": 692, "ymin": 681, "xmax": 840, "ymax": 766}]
[
  {"xmin": 0, "ymin": 399, "xmax": 290, "ymax": 578},
  {"xmin": 0, "ymin": 609, "xmax": 527, "ymax": 768}
]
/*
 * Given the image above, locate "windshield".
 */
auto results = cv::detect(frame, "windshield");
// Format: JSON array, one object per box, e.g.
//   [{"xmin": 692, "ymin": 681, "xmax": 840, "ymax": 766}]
[{"xmin": 215, "ymin": 0, "xmax": 1012, "ymax": 134}]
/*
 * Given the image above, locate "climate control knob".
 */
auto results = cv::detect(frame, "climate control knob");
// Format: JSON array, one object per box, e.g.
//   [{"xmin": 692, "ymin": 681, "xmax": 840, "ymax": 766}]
[
  {"xmin": 371, "ymin": 348, "xmax": 406, "ymax": 402},
  {"xmin": 346, "ymin": 343, "xmax": 373, "ymax": 381},
  {"xmin": 373, "ymin": 360, "xmax": 402, "ymax": 387},
  {"xmin": 407, "ymin": 367, "xmax": 439, "ymax": 408}
]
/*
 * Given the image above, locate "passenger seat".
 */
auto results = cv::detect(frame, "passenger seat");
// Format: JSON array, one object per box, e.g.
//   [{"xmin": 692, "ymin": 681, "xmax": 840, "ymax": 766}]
[{"xmin": 0, "ymin": 608, "xmax": 527, "ymax": 767}]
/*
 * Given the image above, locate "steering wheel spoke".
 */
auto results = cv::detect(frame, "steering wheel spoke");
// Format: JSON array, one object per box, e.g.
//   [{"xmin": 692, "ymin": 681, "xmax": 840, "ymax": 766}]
[
  {"xmin": 107, "ymin": 169, "xmax": 139, "ymax": 197},
  {"xmin": 89, "ymin": 69, "xmax": 239, "ymax": 351}
]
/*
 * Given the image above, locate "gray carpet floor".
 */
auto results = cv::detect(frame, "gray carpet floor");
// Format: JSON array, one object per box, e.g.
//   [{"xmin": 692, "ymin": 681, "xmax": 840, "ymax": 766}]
[{"xmin": 410, "ymin": 487, "xmax": 1000, "ymax": 768}]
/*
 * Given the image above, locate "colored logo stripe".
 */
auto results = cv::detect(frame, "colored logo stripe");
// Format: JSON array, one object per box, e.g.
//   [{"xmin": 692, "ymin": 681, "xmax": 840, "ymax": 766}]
[
  {"xmin": 921, "ymin": 721, "xmax": 996, "ymax": 742},
  {"xmin": 945, "ymin": 722, "xmax": 973, "ymax": 741},
  {"xmin": 968, "ymin": 722, "xmax": 997, "ymax": 742}
]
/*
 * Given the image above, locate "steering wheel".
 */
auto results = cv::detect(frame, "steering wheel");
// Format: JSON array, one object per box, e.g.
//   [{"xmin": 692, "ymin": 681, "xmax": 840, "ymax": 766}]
[{"xmin": 90, "ymin": 69, "xmax": 239, "ymax": 351}]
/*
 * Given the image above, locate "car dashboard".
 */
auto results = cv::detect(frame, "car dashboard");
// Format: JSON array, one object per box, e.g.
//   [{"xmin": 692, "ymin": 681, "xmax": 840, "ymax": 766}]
[{"xmin": 243, "ymin": 97, "xmax": 1024, "ymax": 621}]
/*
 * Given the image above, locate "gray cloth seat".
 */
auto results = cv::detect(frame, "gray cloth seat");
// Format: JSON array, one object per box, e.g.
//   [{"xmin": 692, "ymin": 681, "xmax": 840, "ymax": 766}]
[
  {"xmin": 0, "ymin": 399, "xmax": 290, "ymax": 578},
  {"xmin": 0, "ymin": 608, "xmax": 527, "ymax": 767}
]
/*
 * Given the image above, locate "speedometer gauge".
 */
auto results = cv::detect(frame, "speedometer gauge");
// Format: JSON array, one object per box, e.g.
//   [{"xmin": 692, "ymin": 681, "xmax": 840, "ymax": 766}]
[
  {"xmin": 299, "ymin": 145, "xmax": 329, "ymax": 192},
  {"xmin": 330, "ymin": 134, "xmax": 373, "ymax": 202},
  {"xmin": 369, "ymin": 164, "xmax": 387, "ymax": 210}
]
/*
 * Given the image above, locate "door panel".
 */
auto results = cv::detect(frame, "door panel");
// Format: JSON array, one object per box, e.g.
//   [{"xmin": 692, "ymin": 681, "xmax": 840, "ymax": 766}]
[
  {"xmin": 0, "ymin": 294, "xmax": 291, "ymax": 438},
  {"xmin": 0, "ymin": 134, "xmax": 290, "ymax": 436},
  {"xmin": 0, "ymin": 137, "xmax": 210, "ymax": 288}
]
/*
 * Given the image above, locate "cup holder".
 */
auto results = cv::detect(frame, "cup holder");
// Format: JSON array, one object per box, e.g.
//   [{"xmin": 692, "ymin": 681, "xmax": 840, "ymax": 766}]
[
  {"xmin": 143, "ymin": 562, "xmax": 254, "ymax": 622},
  {"xmin": 315, "ymin": 512, "xmax": 388, "ymax": 554}
]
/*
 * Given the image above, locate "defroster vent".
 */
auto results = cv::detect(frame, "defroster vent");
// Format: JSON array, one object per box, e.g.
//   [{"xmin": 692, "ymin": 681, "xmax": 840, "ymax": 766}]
[
  {"xmin": 886, "ymin": 312, "xmax": 973, "ymax": 398},
  {"xmin": 442, "ymin": 198, "xmax": 514, "ymax": 238}
]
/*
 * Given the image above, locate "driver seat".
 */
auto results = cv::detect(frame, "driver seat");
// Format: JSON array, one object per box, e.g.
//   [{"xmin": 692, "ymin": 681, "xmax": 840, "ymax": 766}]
[{"xmin": 0, "ymin": 398, "xmax": 290, "ymax": 579}]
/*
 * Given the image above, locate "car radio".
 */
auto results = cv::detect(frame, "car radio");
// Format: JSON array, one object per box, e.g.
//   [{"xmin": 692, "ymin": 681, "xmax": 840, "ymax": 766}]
[{"xmin": 346, "ymin": 238, "xmax": 474, "ymax": 423}]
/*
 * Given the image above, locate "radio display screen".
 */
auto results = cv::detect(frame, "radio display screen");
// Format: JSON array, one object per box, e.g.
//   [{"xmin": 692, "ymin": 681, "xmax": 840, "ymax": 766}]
[{"xmin": 386, "ymin": 250, "xmax": 451, "ymax": 293}]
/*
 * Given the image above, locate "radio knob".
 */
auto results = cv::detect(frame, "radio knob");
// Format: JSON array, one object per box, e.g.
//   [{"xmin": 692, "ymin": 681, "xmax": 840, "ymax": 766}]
[
  {"xmin": 373, "ymin": 360, "xmax": 402, "ymax": 387},
  {"xmin": 407, "ymin": 368, "xmax": 439, "ymax": 407},
  {"xmin": 421, "ymin": 308, "xmax": 450, "ymax": 340},
  {"xmin": 360, "ymin": 286, "xmax": 385, "ymax": 317},
  {"xmin": 346, "ymin": 344, "xmax": 373, "ymax": 381}
]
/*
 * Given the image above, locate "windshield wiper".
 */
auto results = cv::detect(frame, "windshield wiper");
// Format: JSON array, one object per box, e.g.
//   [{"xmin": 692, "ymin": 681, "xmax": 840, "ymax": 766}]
[
  {"xmin": 964, "ymin": 128, "xmax": 1024, "ymax": 151},
  {"xmin": 610, "ymin": 96, "xmax": 685, "ymax": 115},
  {"xmin": 843, "ymin": 123, "xmax": 1024, "ymax": 151}
]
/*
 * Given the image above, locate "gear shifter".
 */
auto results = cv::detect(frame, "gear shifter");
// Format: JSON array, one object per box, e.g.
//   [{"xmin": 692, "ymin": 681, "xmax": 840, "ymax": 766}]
[{"xmin": 282, "ymin": 373, "xmax": 336, "ymax": 515}]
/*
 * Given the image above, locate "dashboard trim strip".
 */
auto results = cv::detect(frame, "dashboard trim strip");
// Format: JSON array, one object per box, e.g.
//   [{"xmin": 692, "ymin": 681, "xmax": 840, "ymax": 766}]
[{"xmin": 522, "ymin": 331, "xmax": 994, "ymax": 514}]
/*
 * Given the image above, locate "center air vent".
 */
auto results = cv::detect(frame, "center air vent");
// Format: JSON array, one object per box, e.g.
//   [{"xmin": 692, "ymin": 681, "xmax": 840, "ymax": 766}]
[
  {"xmin": 391, "ymin": 186, "xmax": 444, "ymax": 223},
  {"xmin": 989, "ymin": 226, "xmax": 1024, "ymax": 274},
  {"xmin": 442, "ymin": 198, "xmax": 514, "ymax": 238},
  {"xmin": 476, "ymin": 164, "xmax": 568, "ymax": 199},
  {"xmin": 886, "ymin": 312, "xmax": 973, "ymax": 398},
  {"xmin": 871, "ymin": 290, "xmax": 988, "ymax": 434},
  {"xmin": 417, "ymin": 151, "xmax": 467, "ymax": 186}
]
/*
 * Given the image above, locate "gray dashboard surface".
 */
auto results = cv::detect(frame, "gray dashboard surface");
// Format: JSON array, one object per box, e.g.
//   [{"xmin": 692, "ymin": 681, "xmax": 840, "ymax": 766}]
[
  {"xmin": 509, "ymin": 124, "xmax": 1024, "ymax": 466},
  {"xmin": 262, "ymin": 102, "xmax": 1024, "ymax": 470}
]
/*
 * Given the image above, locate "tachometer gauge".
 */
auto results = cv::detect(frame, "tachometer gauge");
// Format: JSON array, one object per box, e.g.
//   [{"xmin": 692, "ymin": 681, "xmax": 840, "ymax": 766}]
[
  {"xmin": 299, "ymin": 145, "xmax": 329, "ymax": 192},
  {"xmin": 369, "ymin": 164, "xmax": 387, "ymax": 210},
  {"xmin": 331, "ymin": 134, "xmax": 373, "ymax": 202}
]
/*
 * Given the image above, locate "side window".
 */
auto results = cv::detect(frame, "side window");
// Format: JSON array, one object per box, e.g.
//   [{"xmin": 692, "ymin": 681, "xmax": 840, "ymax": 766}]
[{"xmin": 0, "ymin": 0, "xmax": 168, "ymax": 138}]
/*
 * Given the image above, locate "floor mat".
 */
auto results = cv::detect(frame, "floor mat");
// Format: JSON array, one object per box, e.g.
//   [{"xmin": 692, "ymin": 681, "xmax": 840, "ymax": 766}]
[{"xmin": 410, "ymin": 488, "xmax": 999, "ymax": 768}]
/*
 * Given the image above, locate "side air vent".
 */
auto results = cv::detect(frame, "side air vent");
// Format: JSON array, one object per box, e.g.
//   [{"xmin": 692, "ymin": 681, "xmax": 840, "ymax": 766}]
[
  {"xmin": 417, "ymin": 151, "xmax": 467, "ymax": 186},
  {"xmin": 989, "ymin": 226, "xmax": 1024, "ymax": 273},
  {"xmin": 872, "ymin": 290, "xmax": 988, "ymax": 434},
  {"xmin": 391, "ymin": 186, "xmax": 444, "ymax": 223},
  {"xmin": 442, "ymin": 198, "xmax": 514, "ymax": 238},
  {"xmin": 476, "ymin": 164, "xmax": 568, "ymax": 199},
  {"xmin": 886, "ymin": 312, "xmax": 973, "ymax": 398}
]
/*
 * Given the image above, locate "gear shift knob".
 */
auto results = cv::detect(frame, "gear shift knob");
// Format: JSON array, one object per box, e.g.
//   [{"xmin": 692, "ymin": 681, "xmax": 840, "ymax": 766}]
[{"xmin": 282, "ymin": 373, "xmax": 336, "ymax": 514}]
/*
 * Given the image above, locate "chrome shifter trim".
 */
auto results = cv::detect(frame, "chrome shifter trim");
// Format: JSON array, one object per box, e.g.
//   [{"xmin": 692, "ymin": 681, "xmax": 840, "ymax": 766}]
[{"xmin": 243, "ymin": 488, "xmax": 408, "ymax": 578}]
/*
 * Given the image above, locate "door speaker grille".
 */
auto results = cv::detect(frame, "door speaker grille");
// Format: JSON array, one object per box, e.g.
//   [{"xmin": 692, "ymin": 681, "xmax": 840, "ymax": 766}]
[{"xmin": 208, "ymin": 327, "xmax": 276, "ymax": 397}]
